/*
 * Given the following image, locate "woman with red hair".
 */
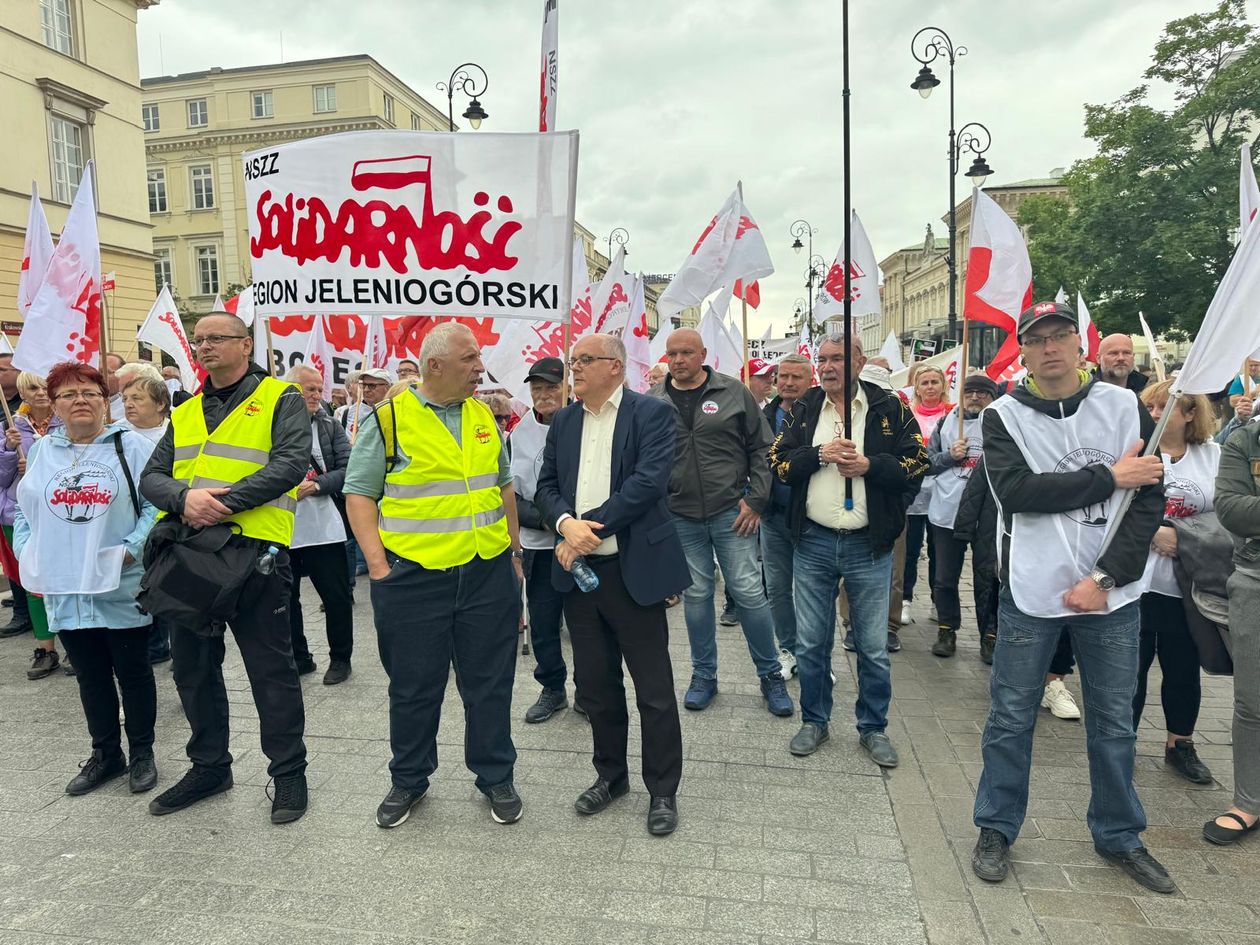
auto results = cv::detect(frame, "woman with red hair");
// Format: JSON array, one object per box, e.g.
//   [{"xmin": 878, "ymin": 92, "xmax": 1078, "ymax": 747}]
[{"xmin": 12, "ymin": 362, "xmax": 161, "ymax": 796}]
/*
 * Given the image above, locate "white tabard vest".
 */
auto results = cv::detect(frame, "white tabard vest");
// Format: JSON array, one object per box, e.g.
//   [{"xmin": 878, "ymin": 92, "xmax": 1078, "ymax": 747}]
[
  {"xmin": 988, "ymin": 383, "xmax": 1147, "ymax": 618},
  {"xmin": 508, "ymin": 409, "xmax": 553, "ymax": 551},
  {"xmin": 928, "ymin": 407, "xmax": 984, "ymax": 530},
  {"xmin": 1141, "ymin": 440, "xmax": 1219, "ymax": 599}
]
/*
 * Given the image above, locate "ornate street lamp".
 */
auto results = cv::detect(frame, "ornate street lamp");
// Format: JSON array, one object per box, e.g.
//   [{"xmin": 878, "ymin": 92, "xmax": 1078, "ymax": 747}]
[
  {"xmin": 789, "ymin": 220, "xmax": 819, "ymax": 332},
  {"xmin": 437, "ymin": 62, "xmax": 489, "ymax": 132},
  {"xmin": 607, "ymin": 226, "xmax": 629, "ymax": 260}
]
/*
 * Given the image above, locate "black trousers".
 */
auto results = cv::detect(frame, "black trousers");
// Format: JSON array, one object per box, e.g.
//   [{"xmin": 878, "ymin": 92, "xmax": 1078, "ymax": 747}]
[
  {"xmin": 524, "ymin": 548, "xmax": 567, "ymax": 690},
  {"xmin": 903, "ymin": 514, "xmax": 936, "ymax": 602},
  {"xmin": 170, "ymin": 553, "xmax": 307, "ymax": 779},
  {"xmin": 563, "ymin": 556, "xmax": 683, "ymax": 797},
  {"xmin": 372, "ymin": 550, "xmax": 519, "ymax": 794},
  {"xmin": 930, "ymin": 524, "xmax": 999, "ymax": 637},
  {"xmin": 1134, "ymin": 591, "xmax": 1202, "ymax": 736},
  {"xmin": 59, "ymin": 627, "xmax": 156, "ymax": 761},
  {"xmin": 290, "ymin": 541, "xmax": 354, "ymax": 664},
  {"xmin": 1049, "ymin": 627, "xmax": 1076, "ymax": 677}
]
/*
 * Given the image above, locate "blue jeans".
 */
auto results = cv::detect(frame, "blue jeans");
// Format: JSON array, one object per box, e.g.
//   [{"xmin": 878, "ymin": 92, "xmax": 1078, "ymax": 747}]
[
  {"xmin": 974, "ymin": 595, "xmax": 1146, "ymax": 852},
  {"xmin": 675, "ymin": 504, "xmax": 781, "ymax": 680},
  {"xmin": 759, "ymin": 506, "xmax": 796, "ymax": 654},
  {"xmin": 793, "ymin": 523, "xmax": 892, "ymax": 731}
]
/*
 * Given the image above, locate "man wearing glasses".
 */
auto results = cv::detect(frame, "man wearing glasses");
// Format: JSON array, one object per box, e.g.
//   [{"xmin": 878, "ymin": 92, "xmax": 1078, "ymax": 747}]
[
  {"xmin": 139, "ymin": 311, "xmax": 312, "ymax": 825},
  {"xmin": 969, "ymin": 301, "xmax": 1173, "ymax": 894}
]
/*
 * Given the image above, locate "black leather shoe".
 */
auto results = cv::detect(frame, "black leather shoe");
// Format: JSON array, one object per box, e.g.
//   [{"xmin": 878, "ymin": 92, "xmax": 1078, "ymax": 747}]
[
  {"xmin": 1095, "ymin": 846, "xmax": 1177, "ymax": 894},
  {"xmin": 0, "ymin": 616, "xmax": 32, "ymax": 637},
  {"xmin": 488, "ymin": 782, "xmax": 524, "ymax": 824},
  {"xmin": 575, "ymin": 778, "xmax": 629, "ymax": 815},
  {"xmin": 295, "ymin": 657, "xmax": 317, "ymax": 676},
  {"xmin": 269, "ymin": 773, "xmax": 308, "ymax": 824},
  {"xmin": 525, "ymin": 687, "xmax": 568, "ymax": 723},
  {"xmin": 971, "ymin": 828, "xmax": 1010, "ymax": 882},
  {"xmin": 931, "ymin": 629, "xmax": 957, "ymax": 658},
  {"xmin": 789, "ymin": 723, "xmax": 829, "ymax": 757},
  {"xmin": 128, "ymin": 755, "xmax": 158, "ymax": 794},
  {"xmin": 322, "ymin": 661, "xmax": 351, "ymax": 686},
  {"xmin": 647, "ymin": 795, "xmax": 677, "ymax": 836},
  {"xmin": 1165, "ymin": 738, "xmax": 1212, "ymax": 785},
  {"xmin": 376, "ymin": 784, "xmax": 427, "ymax": 828},
  {"xmin": 979, "ymin": 634, "xmax": 996, "ymax": 665},
  {"xmin": 149, "ymin": 767, "xmax": 233, "ymax": 816},
  {"xmin": 66, "ymin": 750, "xmax": 126, "ymax": 796}
]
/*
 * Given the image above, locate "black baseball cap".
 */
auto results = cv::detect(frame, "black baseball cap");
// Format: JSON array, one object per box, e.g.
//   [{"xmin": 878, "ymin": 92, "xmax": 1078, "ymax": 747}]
[
  {"xmin": 1017, "ymin": 301, "xmax": 1078, "ymax": 340},
  {"xmin": 963, "ymin": 375, "xmax": 999, "ymax": 399},
  {"xmin": 526, "ymin": 357, "xmax": 564, "ymax": 384}
]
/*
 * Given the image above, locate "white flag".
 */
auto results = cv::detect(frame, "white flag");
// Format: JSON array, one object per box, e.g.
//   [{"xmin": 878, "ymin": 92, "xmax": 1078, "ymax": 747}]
[
  {"xmin": 588, "ymin": 245, "xmax": 628, "ymax": 336},
  {"xmin": 136, "ymin": 287, "xmax": 199, "ymax": 392},
  {"xmin": 812, "ymin": 210, "xmax": 881, "ymax": 322},
  {"xmin": 363, "ymin": 315, "xmax": 390, "ymax": 371},
  {"xmin": 1138, "ymin": 312, "xmax": 1164, "ymax": 381},
  {"xmin": 539, "ymin": 0, "xmax": 558, "ymax": 132},
  {"xmin": 0, "ymin": 334, "xmax": 13, "ymax": 356},
  {"xmin": 1242, "ymin": 144, "xmax": 1259, "ymax": 235},
  {"xmin": 623, "ymin": 276, "xmax": 653, "ymax": 392},
  {"xmin": 211, "ymin": 293, "xmax": 225, "ymax": 313},
  {"xmin": 253, "ymin": 315, "xmax": 271, "ymax": 372},
  {"xmin": 697, "ymin": 293, "xmax": 740, "ymax": 376},
  {"xmin": 14, "ymin": 162, "xmax": 102, "ymax": 374},
  {"xmin": 232, "ymin": 287, "xmax": 256, "ymax": 327},
  {"xmin": 18, "ymin": 182, "xmax": 54, "ymax": 317},
  {"xmin": 1076, "ymin": 291, "xmax": 1101, "ymax": 362},
  {"xmin": 657, "ymin": 186, "xmax": 774, "ymax": 321},
  {"xmin": 878, "ymin": 330, "xmax": 906, "ymax": 373},
  {"xmin": 1174, "ymin": 213, "xmax": 1260, "ymax": 395},
  {"xmin": 760, "ymin": 324, "xmax": 772, "ymax": 342},
  {"xmin": 302, "ymin": 316, "xmax": 336, "ymax": 400},
  {"xmin": 1054, "ymin": 285, "xmax": 1068, "ymax": 304},
  {"xmin": 648, "ymin": 322, "xmax": 671, "ymax": 368}
]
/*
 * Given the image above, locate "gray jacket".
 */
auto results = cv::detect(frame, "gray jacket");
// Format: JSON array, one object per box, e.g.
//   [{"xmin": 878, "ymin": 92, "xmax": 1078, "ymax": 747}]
[
  {"xmin": 310, "ymin": 411, "xmax": 351, "ymax": 496},
  {"xmin": 649, "ymin": 367, "xmax": 773, "ymax": 521},
  {"xmin": 1217, "ymin": 421, "xmax": 1260, "ymax": 572}
]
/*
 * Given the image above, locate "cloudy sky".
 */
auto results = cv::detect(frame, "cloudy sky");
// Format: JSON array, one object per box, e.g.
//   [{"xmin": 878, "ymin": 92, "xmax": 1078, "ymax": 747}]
[{"xmin": 137, "ymin": 0, "xmax": 1255, "ymax": 336}]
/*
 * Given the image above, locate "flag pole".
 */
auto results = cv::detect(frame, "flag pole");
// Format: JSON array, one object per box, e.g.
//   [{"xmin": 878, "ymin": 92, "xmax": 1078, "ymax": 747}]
[
  {"xmin": 957, "ymin": 318, "xmax": 970, "ymax": 439},
  {"xmin": 264, "ymin": 317, "xmax": 276, "ymax": 378},
  {"xmin": 741, "ymin": 297, "xmax": 750, "ymax": 388},
  {"xmin": 0, "ymin": 394, "xmax": 23, "ymax": 462},
  {"xmin": 841, "ymin": 0, "xmax": 854, "ymax": 510},
  {"xmin": 1243, "ymin": 357, "xmax": 1251, "ymax": 399}
]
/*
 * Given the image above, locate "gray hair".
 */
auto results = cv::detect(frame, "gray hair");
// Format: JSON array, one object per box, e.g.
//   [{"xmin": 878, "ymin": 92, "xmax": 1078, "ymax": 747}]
[
  {"xmin": 345, "ymin": 369, "xmax": 363, "ymax": 385},
  {"xmin": 116, "ymin": 361, "xmax": 163, "ymax": 384},
  {"xmin": 818, "ymin": 333, "xmax": 864, "ymax": 356},
  {"xmin": 602, "ymin": 334, "xmax": 627, "ymax": 368},
  {"xmin": 120, "ymin": 373, "xmax": 171, "ymax": 416},
  {"xmin": 777, "ymin": 353, "xmax": 811, "ymax": 367},
  {"xmin": 285, "ymin": 364, "xmax": 323, "ymax": 384},
  {"xmin": 419, "ymin": 322, "xmax": 474, "ymax": 378}
]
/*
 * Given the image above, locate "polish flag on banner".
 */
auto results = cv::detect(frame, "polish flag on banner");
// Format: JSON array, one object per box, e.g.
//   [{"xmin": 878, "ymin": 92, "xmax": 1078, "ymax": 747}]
[
  {"xmin": 14, "ymin": 162, "xmax": 101, "ymax": 373},
  {"xmin": 136, "ymin": 287, "xmax": 199, "ymax": 392},
  {"xmin": 18, "ymin": 182, "xmax": 54, "ymax": 317},
  {"xmin": 624, "ymin": 276, "xmax": 653, "ymax": 392},
  {"xmin": 812, "ymin": 210, "xmax": 881, "ymax": 322},
  {"xmin": 302, "ymin": 315, "xmax": 337, "ymax": 400},
  {"xmin": 657, "ymin": 186, "xmax": 774, "ymax": 321},
  {"xmin": 962, "ymin": 187, "xmax": 1033, "ymax": 380},
  {"xmin": 1076, "ymin": 292, "xmax": 1102, "ymax": 362},
  {"xmin": 1242, "ymin": 144, "xmax": 1259, "ymax": 234},
  {"xmin": 539, "ymin": 0, "xmax": 558, "ymax": 132}
]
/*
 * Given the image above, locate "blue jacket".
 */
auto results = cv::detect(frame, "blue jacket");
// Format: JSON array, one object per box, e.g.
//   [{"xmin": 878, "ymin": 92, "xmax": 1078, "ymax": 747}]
[
  {"xmin": 13, "ymin": 424, "xmax": 159, "ymax": 631},
  {"xmin": 535, "ymin": 389, "xmax": 691, "ymax": 606}
]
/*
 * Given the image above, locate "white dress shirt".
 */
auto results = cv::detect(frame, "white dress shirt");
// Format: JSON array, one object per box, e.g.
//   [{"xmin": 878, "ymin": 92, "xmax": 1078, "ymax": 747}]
[
  {"xmin": 558, "ymin": 385, "xmax": 622, "ymax": 555},
  {"xmin": 805, "ymin": 386, "xmax": 870, "ymax": 531}
]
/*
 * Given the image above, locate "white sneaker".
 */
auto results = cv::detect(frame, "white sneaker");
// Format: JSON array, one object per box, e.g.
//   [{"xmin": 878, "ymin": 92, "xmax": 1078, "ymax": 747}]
[
  {"xmin": 779, "ymin": 648, "xmax": 798, "ymax": 678},
  {"xmin": 1041, "ymin": 680, "xmax": 1081, "ymax": 720},
  {"xmin": 899, "ymin": 602, "xmax": 911, "ymax": 626}
]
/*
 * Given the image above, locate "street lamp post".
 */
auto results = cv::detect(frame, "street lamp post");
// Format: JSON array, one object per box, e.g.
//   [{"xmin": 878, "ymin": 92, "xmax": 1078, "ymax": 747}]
[
  {"xmin": 606, "ymin": 226, "xmax": 629, "ymax": 261},
  {"xmin": 437, "ymin": 62, "xmax": 489, "ymax": 132},
  {"xmin": 789, "ymin": 219, "xmax": 818, "ymax": 334},
  {"xmin": 910, "ymin": 28, "xmax": 994, "ymax": 344}
]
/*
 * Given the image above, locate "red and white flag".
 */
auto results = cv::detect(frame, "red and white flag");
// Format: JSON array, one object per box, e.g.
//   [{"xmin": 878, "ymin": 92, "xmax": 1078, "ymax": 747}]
[
  {"xmin": 697, "ymin": 294, "xmax": 740, "ymax": 376},
  {"xmin": 363, "ymin": 314, "xmax": 390, "ymax": 370},
  {"xmin": 1242, "ymin": 143, "xmax": 1259, "ymax": 235},
  {"xmin": 657, "ymin": 186, "xmax": 774, "ymax": 321},
  {"xmin": 101, "ymin": 271, "xmax": 116, "ymax": 293},
  {"xmin": 14, "ymin": 161, "xmax": 101, "ymax": 373},
  {"xmin": 1076, "ymin": 291, "xmax": 1102, "ymax": 362},
  {"xmin": 812, "ymin": 210, "xmax": 881, "ymax": 323},
  {"xmin": 302, "ymin": 315, "xmax": 336, "ymax": 400},
  {"xmin": 733, "ymin": 279, "xmax": 761, "ymax": 308},
  {"xmin": 962, "ymin": 187, "xmax": 1032, "ymax": 379},
  {"xmin": 18, "ymin": 182, "xmax": 54, "ymax": 317},
  {"xmin": 624, "ymin": 276, "xmax": 653, "ymax": 392},
  {"xmin": 539, "ymin": 0, "xmax": 558, "ymax": 132},
  {"xmin": 588, "ymin": 246, "xmax": 629, "ymax": 336},
  {"xmin": 136, "ymin": 287, "xmax": 199, "ymax": 392}
]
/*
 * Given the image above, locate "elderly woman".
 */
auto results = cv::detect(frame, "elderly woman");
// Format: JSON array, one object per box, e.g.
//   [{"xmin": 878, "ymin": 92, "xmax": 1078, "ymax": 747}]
[
  {"xmin": 13, "ymin": 362, "xmax": 160, "ymax": 795},
  {"xmin": 0, "ymin": 371, "xmax": 65, "ymax": 679},
  {"xmin": 119, "ymin": 372, "xmax": 171, "ymax": 444}
]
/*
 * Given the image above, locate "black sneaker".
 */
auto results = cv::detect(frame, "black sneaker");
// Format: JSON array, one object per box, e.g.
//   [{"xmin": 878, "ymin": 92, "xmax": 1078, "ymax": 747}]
[
  {"xmin": 148, "ymin": 767, "xmax": 233, "ymax": 816},
  {"xmin": 65, "ymin": 750, "xmax": 127, "ymax": 796},
  {"xmin": 128, "ymin": 755, "xmax": 158, "ymax": 794},
  {"xmin": 268, "ymin": 773, "xmax": 308, "ymax": 824},
  {"xmin": 487, "ymin": 782, "xmax": 523, "ymax": 824},
  {"xmin": 524, "ymin": 687, "xmax": 568, "ymax": 723},
  {"xmin": 931, "ymin": 629, "xmax": 957, "ymax": 658},
  {"xmin": 1165, "ymin": 738, "xmax": 1213, "ymax": 785},
  {"xmin": 886, "ymin": 632, "xmax": 902, "ymax": 653},
  {"xmin": 972, "ymin": 828, "xmax": 1010, "ymax": 882},
  {"xmin": 1096, "ymin": 845, "xmax": 1177, "ymax": 894},
  {"xmin": 841, "ymin": 630, "xmax": 856, "ymax": 652},
  {"xmin": 296, "ymin": 657, "xmax": 317, "ymax": 676},
  {"xmin": 979, "ymin": 634, "xmax": 996, "ymax": 665},
  {"xmin": 322, "ymin": 661, "xmax": 351, "ymax": 686},
  {"xmin": 376, "ymin": 784, "xmax": 428, "ymax": 828},
  {"xmin": 719, "ymin": 606, "xmax": 739, "ymax": 627},
  {"xmin": 0, "ymin": 616, "xmax": 31, "ymax": 637},
  {"xmin": 26, "ymin": 648, "xmax": 59, "ymax": 680}
]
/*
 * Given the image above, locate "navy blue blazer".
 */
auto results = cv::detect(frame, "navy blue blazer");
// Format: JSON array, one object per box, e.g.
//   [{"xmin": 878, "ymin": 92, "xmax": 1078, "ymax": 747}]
[{"xmin": 534, "ymin": 389, "xmax": 691, "ymax": 606}]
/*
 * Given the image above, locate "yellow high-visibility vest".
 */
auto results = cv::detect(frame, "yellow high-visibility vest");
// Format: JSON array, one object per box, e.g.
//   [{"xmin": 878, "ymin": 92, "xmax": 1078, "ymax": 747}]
[
  {"xmin": 164, "ymin": 376, "xmax": 298, "ymax": 545},
  {"xmin": 378, "ymin": 393, "xmax": 509, "ymax": 568}
]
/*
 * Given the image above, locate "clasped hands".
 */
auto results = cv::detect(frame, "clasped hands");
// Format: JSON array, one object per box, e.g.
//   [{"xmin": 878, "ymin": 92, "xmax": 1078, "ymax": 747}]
[{"xmin": 820, "ymin": 437, "xmax": 870, "ymax": 477}]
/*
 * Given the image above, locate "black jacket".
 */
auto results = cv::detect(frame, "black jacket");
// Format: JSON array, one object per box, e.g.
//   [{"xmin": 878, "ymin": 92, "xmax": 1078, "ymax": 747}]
[
  {"xmin": 768, "ymin": 382, "xmax": 929, "ymax": 554},
  {"xmin": 140, "ymin": 365, "xmax": 310, "ymax": 526},
  {"xmin": 952, "ymin": 454, "xmax": 1000, "ymax": 575},
  {"xmin": 1092, "ymin": 368, "xmax": 1149, "ymax": 394},
  {"xmin": 982, "ymin": 375, "xmax": 1162, "ymax": 587},
  {"xmin": 309, "ymin": 410, "xmax": 351, "ymax": 497}
]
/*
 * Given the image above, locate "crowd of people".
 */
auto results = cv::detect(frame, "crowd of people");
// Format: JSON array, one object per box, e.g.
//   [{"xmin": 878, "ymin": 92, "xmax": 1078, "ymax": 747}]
[{"xmin": 1, "ymin": 299, "xmax": 1256, "ymax": 890}]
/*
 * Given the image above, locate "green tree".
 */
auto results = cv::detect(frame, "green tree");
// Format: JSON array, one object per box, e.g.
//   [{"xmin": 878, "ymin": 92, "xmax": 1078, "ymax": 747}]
[{"xmin": 1018, "ymin": 0, "xmax": 1259, "ymax": 337}]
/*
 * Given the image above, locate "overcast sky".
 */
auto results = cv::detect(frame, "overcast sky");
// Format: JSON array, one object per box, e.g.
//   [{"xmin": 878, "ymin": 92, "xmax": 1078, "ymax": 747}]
[{"xmin": 137, "ymin": 0, "xmax": 1257, "ymax": 337}]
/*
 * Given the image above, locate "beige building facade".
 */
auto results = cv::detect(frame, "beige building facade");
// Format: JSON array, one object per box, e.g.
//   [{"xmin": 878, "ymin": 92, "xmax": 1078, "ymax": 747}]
[{"xmin": 0, "ymin": 0, "xmax": 157, "ymax": 353}]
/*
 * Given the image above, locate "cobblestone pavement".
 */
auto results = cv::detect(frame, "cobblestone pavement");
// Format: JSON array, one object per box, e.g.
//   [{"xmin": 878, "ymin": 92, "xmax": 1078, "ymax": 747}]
[{"xmin": 0, "ymin": 565, "xmax": 1251, "ymax": 945}]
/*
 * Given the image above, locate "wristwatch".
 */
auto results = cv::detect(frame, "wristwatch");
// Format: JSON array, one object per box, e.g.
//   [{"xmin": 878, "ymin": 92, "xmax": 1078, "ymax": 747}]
[
  {"xmin": 511, "ymin": 549, "xmax": 524, "ymax": 559},
  {"xmin": 1089, "ymin": 567, "xmax": 1116, "ymax": 591}
]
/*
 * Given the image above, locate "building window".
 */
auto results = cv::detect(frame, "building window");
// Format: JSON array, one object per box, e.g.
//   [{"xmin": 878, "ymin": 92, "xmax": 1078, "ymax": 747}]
[
  {"xmin": 147, "ymin": 168, "xmax": 167, "ymax": 213},
  {"xmin": 313, "ymin": 84, "xmax": 336, "ymax": 114},
  {"xmin": 251, "ymin": 90, "xmax": 273, "ymax": 119},
  {"xmin": 49, "ymin": 115, "xmax": 85, "ymax": 203},
  {"xmin": 187, "ymin": 99, "xmax": 208, "ymax": 128},
  {"xmin": 383, "ymin": 93, "xmax": 394, "ymax": 124},
  {"xmin": 40, "ymin": 0, "xmax": 73, "ymax": 55},
  {"xmin": 195, "ymin": 246, "xmax": 220, "ymax": 296},
  {"xmin": 411, "ymin": 113, "xmax": 423, "ymax": 131},
  {"xmin": 153, "ymin": 247, "xmax": 172, "ymax": 294},
  {"xmin": 190, "ymin": 165, "xmax": 214, "ymax": 210},
  {"xmin": 142, "ymin": 103, "xmax": 160, "ymax": 132}
]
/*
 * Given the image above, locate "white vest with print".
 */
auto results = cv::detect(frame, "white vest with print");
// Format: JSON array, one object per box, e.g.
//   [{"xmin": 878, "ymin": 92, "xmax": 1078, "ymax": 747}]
[
  {"xmin": 989, "ymin": 383, "xmax": 1148, "ymax": 618},
  {"xmin": 1141, "ymin": 440, "xmax": 1218, "ymax": 599},
  {"xmin": 928, "ymin": 407, "xmax": 984, "ymax": 530},
  {"xmin": 509, "ymin": 410, "xmax": 553, "ymax": 551}
]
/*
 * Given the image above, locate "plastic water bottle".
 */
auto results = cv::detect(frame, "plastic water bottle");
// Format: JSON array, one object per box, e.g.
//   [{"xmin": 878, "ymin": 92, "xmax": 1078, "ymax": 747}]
[
  {"xmin": 565, "ymin": 545, "xmax": 600, "ymax": 593},
  {"xmin": 256, "ymin": 545, "xmax": 280, "ymax": 575}
]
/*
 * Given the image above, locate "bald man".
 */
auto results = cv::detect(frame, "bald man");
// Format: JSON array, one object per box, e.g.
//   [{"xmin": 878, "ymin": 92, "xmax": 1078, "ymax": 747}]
[{"xmin": 1095, "ymin": 334, "xmax": 1148, "ymax": 394}]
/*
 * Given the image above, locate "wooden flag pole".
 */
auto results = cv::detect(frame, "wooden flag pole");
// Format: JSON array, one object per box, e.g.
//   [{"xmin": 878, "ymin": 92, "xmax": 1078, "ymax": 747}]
[
  {"xmin": 264, "ymin": 317, "xmax": 276, "ymax": 378},
  {"xmin": 0, "ymin": 394, "xmax": 24, "ymax": 462},
  {"xmin": 957, "ymin": 317, "xmax": 970, "ymax": 439},
  {"xmin": 1244, "ymin": 357, "xmax": 1252, "ymax": 399},
  {"xmin": 98, "ymin": 282, "xmax": 112, "ymax": 371}
]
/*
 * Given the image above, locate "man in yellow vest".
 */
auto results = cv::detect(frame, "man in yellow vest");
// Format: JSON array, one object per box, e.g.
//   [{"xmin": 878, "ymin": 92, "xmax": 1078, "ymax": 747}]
[
  {"xmin": 344, "ymin": 321, "xmax": 525, "ymax": 829},
  {"xmin": 139, "ymin": 311, "xmax": 312, "ymax": 825}
]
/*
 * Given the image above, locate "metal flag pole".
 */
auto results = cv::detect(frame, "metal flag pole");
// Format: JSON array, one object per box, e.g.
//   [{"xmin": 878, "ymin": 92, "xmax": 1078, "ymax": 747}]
[
  {"xmin": 841, "ymin": 0, "xmax": 854, "ymax": 510},
  {"xmin": 737, "ymin": 180, "xmax": 750, "ymax": 388}
]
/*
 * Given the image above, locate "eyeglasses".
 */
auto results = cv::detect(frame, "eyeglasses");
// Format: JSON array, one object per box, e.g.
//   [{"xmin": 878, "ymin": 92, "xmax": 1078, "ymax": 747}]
[
  {"xmin": 1021, "ymin": 329, "xmax": 1077, "ymax": 349},
  {"xmin": 192, "ymin": 334, "xmax": 248, "ymax": 348},
  {"xmin": 567, "ymin": 355, "xmax": 618, "ymax": 369},
  {"xmin": 53, "ymin": 390, "xmax": 105, "ymax": 404},
  {"xmin": 493, "ymin": 414, "xmax": 511, "ymax": 423}
]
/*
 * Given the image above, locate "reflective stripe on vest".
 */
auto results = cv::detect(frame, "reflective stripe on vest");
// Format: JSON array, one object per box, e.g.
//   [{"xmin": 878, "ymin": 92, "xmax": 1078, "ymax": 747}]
[
  {"xmin": 377, "ymin": 394, "xmax": 510, "ymax": 568},
  {"xmin": 162, "ymin": 376, "xmax": 299, "ymax": 545}
]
